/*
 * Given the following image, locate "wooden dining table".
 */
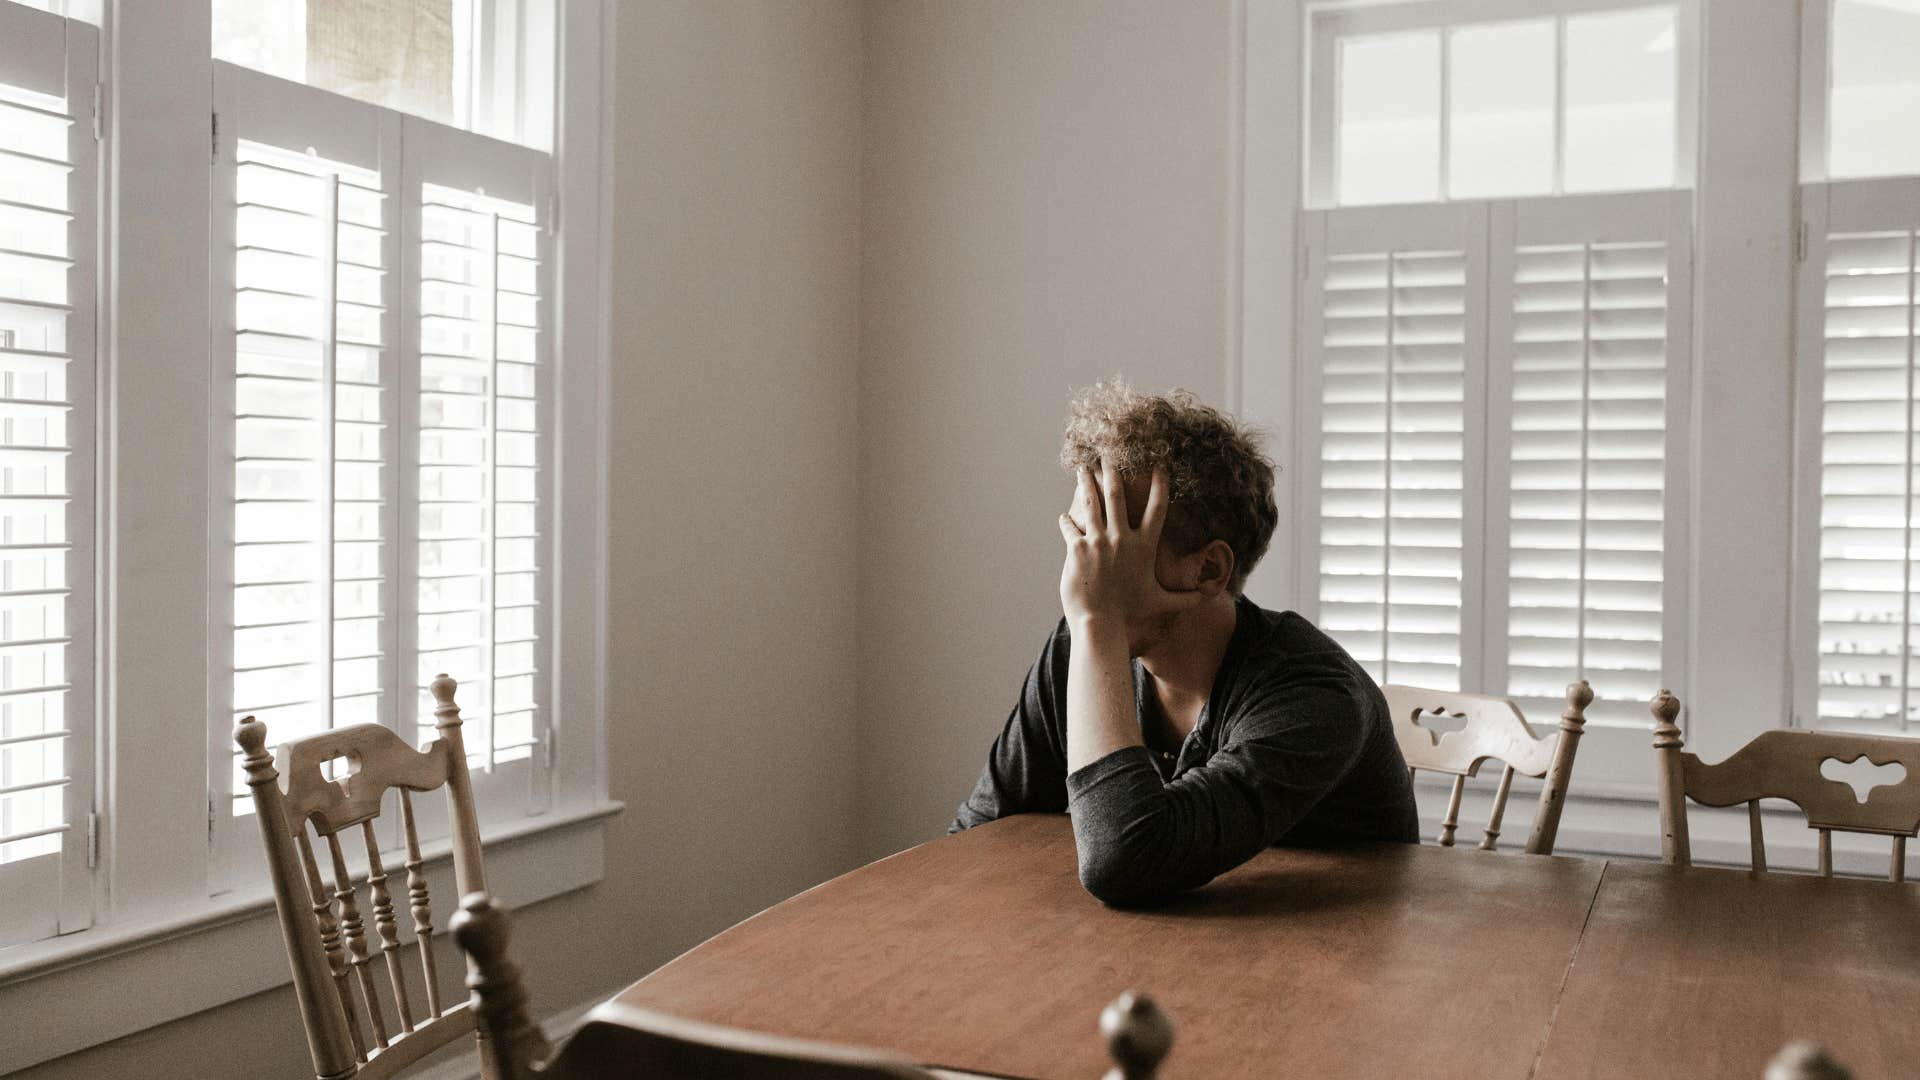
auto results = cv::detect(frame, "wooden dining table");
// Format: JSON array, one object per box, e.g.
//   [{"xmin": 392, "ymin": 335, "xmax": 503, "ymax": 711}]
[{"xmin": 614, "ymin": 814, "xmax": 1920, "ymax": 1079}]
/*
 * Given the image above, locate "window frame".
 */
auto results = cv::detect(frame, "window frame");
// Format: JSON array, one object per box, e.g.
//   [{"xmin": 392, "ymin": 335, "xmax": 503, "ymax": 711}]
[{"xmin": 0, "ymin": 0, "xmax": 616, "ymax": 1069}]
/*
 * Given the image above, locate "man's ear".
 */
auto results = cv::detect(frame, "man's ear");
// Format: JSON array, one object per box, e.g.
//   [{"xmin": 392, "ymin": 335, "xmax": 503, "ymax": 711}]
[{"xmin": 1194, "ymin": 540, "xmax": 1236, "ymax": 597}]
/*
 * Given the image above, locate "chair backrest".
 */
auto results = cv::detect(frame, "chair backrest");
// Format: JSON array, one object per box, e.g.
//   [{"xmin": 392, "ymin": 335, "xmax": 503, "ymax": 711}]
[
  {"xmin": 449, "ymin": 894, "xmax": 1177, "ymax": 1080},
  {"xmin": 1382, "ymin": 681, "xmax": 1592, "ymax": 854},
  {"xmin": 235, "ymin": 674, "xmax": 491, "ymax": 1080},
  {"xmin": 1650, "ymin": 689, "xmax": 1920, "ymax": 881}
]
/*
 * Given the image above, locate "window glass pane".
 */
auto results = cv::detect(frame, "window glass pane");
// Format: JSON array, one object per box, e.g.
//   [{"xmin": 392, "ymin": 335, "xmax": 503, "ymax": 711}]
[
  {"xmin": 1831, "ymin": 0, "xmax": 1920, "ymax": 180},
  {"xmin": 212, "ymin": 0, "xmax": 554, "ymax": 148},
  {"xmin": 1448, "ymin": 20, "xmax": 1555, "ymax": 199},
  {"xmin": 215, "ymin": 0, "xmax": 462, "ymax": 125},
  {"xmin": 1563, "ymin": 8, "xmax": 1676, "ymax": 193},
  {"xmin": 1338, "ymin": 31, "xmax": 1440, "ymax": 206}
]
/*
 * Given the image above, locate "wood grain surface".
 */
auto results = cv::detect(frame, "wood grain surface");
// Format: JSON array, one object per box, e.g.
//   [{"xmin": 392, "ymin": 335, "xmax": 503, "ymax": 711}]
[
  {"xmin": 616, "ymin": 815, "xmax": 1606, "ymax": 1079},
  {"xmin": 1533, "ymin": 861, "xmax": 1920, "ymax": 1080}
]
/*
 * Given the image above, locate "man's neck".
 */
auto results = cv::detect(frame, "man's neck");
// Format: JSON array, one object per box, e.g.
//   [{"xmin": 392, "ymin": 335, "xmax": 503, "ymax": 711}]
[{"xmin": 1138, "ymin": 594, "xmax": 1241, "ymax": 724}]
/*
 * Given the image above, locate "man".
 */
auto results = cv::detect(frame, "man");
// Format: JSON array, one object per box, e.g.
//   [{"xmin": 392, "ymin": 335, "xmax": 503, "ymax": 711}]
[{"xmin": 951, "ymin": 379, "xmax": 1420, "ymax": 906}]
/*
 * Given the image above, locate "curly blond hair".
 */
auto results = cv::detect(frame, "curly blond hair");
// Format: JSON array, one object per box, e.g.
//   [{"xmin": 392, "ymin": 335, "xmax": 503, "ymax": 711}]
[{"xmin": 1060, "ymin": 378, "xmax": 1277, "ymax": 592}]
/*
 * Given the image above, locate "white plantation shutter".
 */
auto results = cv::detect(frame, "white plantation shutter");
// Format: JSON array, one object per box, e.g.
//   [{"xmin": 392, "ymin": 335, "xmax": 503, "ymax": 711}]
[
  {"xmin": 210, "ymin": 63, "xmax": 402, "ymax": 886},
  {"xmin": 1299, "ymin": 205, "xmax": 1487, "ymax": 692},
  {"xmin": 402, "ymin": 116, "xmax": 551, "ymax": 818},
  {"xmin": 210, "ymin": 68, "xmax": 554, "ymax": 882},
  {"xmin": 1299, "ymin": 195, "xmax": 1691, "ymax": 783},
  {"xmin": 1796, "ymin": 178, "xmax": 1920, "ymax": 733},
  {"xmin": 0, "ymin": 3, "xmax": 96, "ymax": 946},
  {"xmin": 1487, "ymin": 192, "xmax": 1691, "ymax": 737}
]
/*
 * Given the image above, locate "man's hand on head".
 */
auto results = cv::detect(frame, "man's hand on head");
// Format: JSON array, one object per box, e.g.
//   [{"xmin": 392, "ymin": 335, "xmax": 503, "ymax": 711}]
[{"xmin": 1057, "ymin": 460, "xmax": 1206, "ymax": 630}]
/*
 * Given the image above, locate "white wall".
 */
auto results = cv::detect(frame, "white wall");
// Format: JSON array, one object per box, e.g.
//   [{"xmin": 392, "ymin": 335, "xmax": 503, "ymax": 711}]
[
  {"xmin": 15, "ymin": 2, "xmax": 868, "ymax": 1076},
  {"xmin": 856, "ymin": 0, "xmax": 1239, "ymax": 859}
]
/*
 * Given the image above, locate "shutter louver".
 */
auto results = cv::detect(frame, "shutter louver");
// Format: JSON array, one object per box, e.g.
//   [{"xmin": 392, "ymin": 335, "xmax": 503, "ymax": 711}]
[
  {"xmin": 1814, "ymin": 228, "xmax": 1918, "ymax": 732},
  {"xmin": 1318, "ymin": 248, "xmax": 1468, "ymax": 690},
  {"xmin": 1507, "ymin": 239, "xmax": 1668, "ymax": 726},
  {"xmin": 226, "ymin": 140, "xmax": 391, "ymax": 808},
  {"xmin": 415, "ymin": 184, "xmax": 542, "ymax": 769}
]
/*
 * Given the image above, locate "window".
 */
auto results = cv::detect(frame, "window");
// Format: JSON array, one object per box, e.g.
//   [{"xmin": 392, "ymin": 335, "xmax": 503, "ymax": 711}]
[
  {"xmin": 208, "ymin": 61, "xmax": 554, "ymax": 889},
  {"xmin": 1308, "ymin": 1, "xmax": 1692, "ymax": 207},
  {"xmin": 0, "ymin": 0, "xmax": 606, "ymax": 1063},
  {"xmin": 0, "ymin": 0, "xmax": 96, "ymax": 948},
  {"xmin": 1792, "ymin": 0, "xmax": 1920, "ymax": 734},
  {"xmin": 1290, "ymin": 0, "xmax": 1697, "ymax": 783}
]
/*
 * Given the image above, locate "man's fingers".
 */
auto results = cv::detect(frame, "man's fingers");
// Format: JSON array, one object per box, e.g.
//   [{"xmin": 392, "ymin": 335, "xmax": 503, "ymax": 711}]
[
  {"xmin": 1075, "ymin": 467, "xmax": 1105, "ymax": 531},
  {"xmin": 1140, "ymin": 468, "xmax": 1171, "ymax": 546},
  {"xmin": 1058, "ymin": 513, "xmax": 1082, "ymax": 543},
  {"xmin": 1100, "ymin": 457, "xmax": 1126, "ymax": 532}
]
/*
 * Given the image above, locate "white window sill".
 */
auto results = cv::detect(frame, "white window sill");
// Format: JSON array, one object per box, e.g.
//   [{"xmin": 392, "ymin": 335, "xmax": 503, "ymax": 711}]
[{"xmin": 0, "ymin": 800, "xmax": 623, "ymax": 1074}]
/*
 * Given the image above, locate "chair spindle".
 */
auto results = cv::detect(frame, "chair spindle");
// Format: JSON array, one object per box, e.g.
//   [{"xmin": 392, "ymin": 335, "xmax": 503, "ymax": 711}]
[
  {"xmin": 1894, "ymin": 836, "xmax": 1908, "ymax": 884},
  {"xmin": 400, "ymin": 788, "xmax": 443, "ymax": 1017},
  {"xmin": 362, "ymin": 817, "xmax": 415, "ymax": 1033},
  {"xmin": 1480, "ymin": 764, "xmax": 1516, "ymax": 851},
  {"xmin": 327, "ymin": 831, "xmax": 391, "ymax": 1049},
  {"xmin": 1438, "ymin": 774, "xmax": 1466, "ymax": 847},
  {"xmin": 1748, "ymin": 800, "xmax": 1768, "ymax": 872},
  {"xmin": 1817, "ymin": 828, "xmax": 1833, "ymax": 878},
  {"xmin": 298, "ymin": 829, "xmax": 368, "ymax": 1060}
]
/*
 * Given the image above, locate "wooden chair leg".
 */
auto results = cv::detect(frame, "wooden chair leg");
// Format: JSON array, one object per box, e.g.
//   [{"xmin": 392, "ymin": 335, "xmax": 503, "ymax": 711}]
[
  {"xmin": 1480, "ymin": 765, "xmax": 1515, "ymax": 851},
  {"xmin": 1439, "ymin": 774, "xmax": 1466, "ymax": 847},
  {"xmin": 1748, "ymin": 800, "xmax": 1768, "ymax": 873}
]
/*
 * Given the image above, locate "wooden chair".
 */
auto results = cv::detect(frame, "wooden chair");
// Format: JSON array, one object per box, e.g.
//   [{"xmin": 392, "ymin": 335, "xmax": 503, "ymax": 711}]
[
  {"xmin": 236, "ymin": 674, "xmax": 494, "ymax": 1080},
  {"xmin": 1766, "ymin": 1040, "xmax": 1852, "ymax": 1080},
  {"xmin": 1383, "ymin": 680, "xmax": 1591, "ymax": 854},
  {"xmin": 448, "ymin": 893, "xmax": 1176, "ymax": 1080},
  {"xmin": 1650, "ymin": 690, "xmax": 1920, "ymax": 881}
]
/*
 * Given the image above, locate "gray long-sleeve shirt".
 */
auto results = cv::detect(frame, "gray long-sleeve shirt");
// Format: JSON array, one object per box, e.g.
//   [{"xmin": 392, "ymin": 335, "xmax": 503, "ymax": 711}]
[{"xmin": 951, "ymin": 596, "xmax": 1420, "ymax": 906}]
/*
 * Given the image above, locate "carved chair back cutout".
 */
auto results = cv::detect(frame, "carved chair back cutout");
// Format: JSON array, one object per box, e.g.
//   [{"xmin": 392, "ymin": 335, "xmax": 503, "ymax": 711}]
[
  {"xmin": 1382, "ymin": 681, "xmax": 1592, "ymax": 854},
  {"xmin": 449, "ymin": 894, "xmax": 1178, "ymax": 1080},
  {"xmin": 236, "ymin": 674, "xmax": 494, "ymax": 1080},
  {"xmin": 1650, "ymin": 690, "xmax": 1920, "ymax": 882}
]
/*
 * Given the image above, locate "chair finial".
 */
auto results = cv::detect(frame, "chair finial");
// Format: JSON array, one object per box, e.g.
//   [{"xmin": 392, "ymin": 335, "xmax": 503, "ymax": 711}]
[
  {"xmin": 1765, "ymin": 1040, "xmax": 1852, "ymax": 1080},
  {"xmin": 234, "ymin": 716, "xmax": 278, "ymax": 787},
  {"xmin": 1564, "ymin": 679, "xmax": 1594, "ymax": 714},
  {"xmin": 235, "ymin": 715, "xmax": 268, "ymax": 756},
  {"xmin": 432, "ymin": 674, "xmax": 462, "ymax": 732},
  {"xmin": 1561, "ymin": 680, "xmax": 1593, "ymax": 734},
  {"xmin": 1651, "ymin": 689, "xmax": 1683, "ymax": 748},
  {"xmin": 453, "ymin": 893, "xmax": 552, "ymax": 1077},
  {"xmin": 1100, "ymin": 991, "xmax": 1173, "ymax": 1080}
]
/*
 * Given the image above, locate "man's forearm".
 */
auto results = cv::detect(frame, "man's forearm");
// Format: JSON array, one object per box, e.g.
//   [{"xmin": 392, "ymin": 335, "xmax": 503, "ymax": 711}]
[{"xmin": 1064, "ymin": 616, "xmax": 1140, "ymax": 773}]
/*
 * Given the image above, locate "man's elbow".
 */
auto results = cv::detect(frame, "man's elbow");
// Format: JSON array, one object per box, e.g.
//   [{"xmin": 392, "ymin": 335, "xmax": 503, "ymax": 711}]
[{"xmin": 1077, "ymin": 849, "xmax": 1179, "ymax": 908}]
